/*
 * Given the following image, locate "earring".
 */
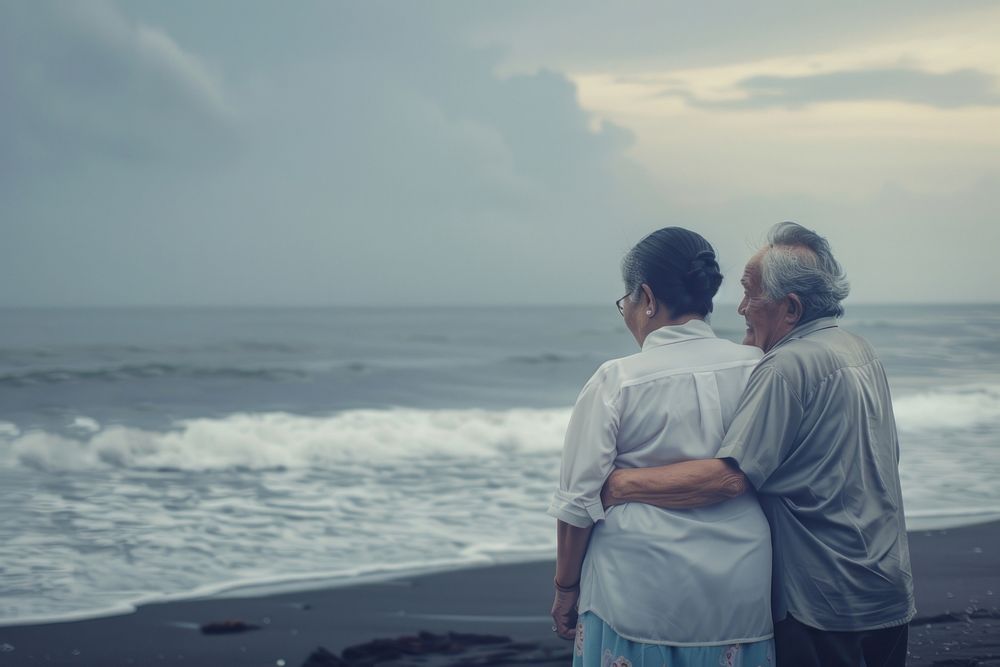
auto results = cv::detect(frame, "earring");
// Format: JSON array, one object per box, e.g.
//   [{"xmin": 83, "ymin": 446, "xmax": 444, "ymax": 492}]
[{"xmin": 646, "ymin": 310, "xmax": 653, "ymax": 316}]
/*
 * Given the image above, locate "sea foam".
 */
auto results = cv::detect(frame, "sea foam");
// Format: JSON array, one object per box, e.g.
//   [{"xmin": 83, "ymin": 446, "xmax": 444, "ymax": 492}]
[
  {"xmin": 892, "ymin": 384, "xmax": 1000, "ymax": 432},
  {"xmin": 2, "ymin": 391, "xmax": 998, "ymax": 626},
  {"xmin": 1, "ymin": 407, "xmax": 571, "ymax": 472},
  {"xmin": 3, "ymin": 384, "xmax": 998, "ymax": 472}
]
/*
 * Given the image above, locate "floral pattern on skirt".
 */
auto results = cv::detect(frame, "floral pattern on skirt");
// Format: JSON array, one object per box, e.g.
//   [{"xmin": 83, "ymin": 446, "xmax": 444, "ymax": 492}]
[{"xmin": 571, "ymin": 611, "xmax": 773, "ymax": 667}]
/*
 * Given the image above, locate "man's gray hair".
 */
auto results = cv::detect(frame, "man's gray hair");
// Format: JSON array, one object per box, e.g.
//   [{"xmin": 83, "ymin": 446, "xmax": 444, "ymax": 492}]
[{"xmin": 760, "ymin": 221, "xmax": 850, "ymax": 320}]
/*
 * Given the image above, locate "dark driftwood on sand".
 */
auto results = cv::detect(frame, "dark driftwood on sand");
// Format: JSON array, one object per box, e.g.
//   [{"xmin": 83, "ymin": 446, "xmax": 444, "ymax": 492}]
[{"xmin": 300, "ymin": 631, "xmax": 571, "ymax": 667}]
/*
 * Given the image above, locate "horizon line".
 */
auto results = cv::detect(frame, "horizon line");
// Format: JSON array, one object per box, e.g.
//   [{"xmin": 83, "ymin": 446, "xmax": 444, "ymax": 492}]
[{"xmin": 2, "ymin": 301, "xmax": 999, "ymax": 310}]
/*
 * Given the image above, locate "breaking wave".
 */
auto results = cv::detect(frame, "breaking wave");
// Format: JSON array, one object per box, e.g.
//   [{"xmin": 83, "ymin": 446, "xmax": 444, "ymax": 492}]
[
  {"xmin": 892, "ymin": 384, "xmax": 1000, "ymax": 432},
  {"xmin": 0, "ymin": 407, "xmax": 571, "ymax": 472},
  {"xmin": 2, "ymin": 384, "xmax": 997, "ymax": 472}
]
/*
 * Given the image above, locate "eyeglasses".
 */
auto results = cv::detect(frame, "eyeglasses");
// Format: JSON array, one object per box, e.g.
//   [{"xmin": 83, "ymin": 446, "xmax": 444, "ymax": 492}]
[{"xmin": 616, "ymin": 294, "xmax": 628, "ymax": 316}]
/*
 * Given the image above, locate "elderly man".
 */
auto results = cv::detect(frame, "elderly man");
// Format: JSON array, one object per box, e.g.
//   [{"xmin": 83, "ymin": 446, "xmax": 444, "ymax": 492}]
[{"xmin": 602, "ymin": 222, "xmax": 914, "ymax": 666}]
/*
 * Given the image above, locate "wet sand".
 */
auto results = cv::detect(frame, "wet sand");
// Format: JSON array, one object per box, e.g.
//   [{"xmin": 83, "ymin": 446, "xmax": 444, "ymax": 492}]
[{"xmin": 1, "ymin": 520, "xmax": 997, "ymax": 666}]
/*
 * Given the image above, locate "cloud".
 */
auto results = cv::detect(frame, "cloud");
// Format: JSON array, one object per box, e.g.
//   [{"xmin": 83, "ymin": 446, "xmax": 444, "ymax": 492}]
[
  {"xmin": 705, "ymin": 175, "xmax": 1000, "ymax": 304},
  {"xmin": 0, "ymin": 2, "xmax": 663, "ymax": 307},
  {"xmin": 179, "ymin": 27, "xmax": 657, "ymax": 306},
  {"xmin": 0, "ymin": 1, "xmax": 233, "ymax": 178},
  {"xmin": 4, "ymin": 2, "xmax": 996, "ymax": 306},
  {"xmin": 477, "ymin": 1, "xmax": 1000, "ymax": 74},
  {"xmin": 665, "ymin": 67, "xmax": 1000, "ymax": 110}
]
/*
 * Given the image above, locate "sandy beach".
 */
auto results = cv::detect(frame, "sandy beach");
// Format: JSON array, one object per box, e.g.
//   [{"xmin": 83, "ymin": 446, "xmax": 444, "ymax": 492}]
[{"xmin": 1, "ymin": 519, "xmax": 996, "ymax": 666}]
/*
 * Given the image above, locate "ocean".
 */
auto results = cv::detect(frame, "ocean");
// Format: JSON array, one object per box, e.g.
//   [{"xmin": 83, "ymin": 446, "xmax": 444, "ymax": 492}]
[{"xmin": 2, "ymin": 304, "xmax": 999, "ymax": 625}]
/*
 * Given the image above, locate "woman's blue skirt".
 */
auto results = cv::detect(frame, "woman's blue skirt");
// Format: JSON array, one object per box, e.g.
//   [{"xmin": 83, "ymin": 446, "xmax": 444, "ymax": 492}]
[{"xmin": 572, "ymin": 611, "xmax": 774, "ymax": 667}]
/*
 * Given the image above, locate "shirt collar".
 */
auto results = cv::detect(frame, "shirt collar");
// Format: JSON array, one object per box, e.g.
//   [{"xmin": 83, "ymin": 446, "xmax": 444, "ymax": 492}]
[
  {"xmin": 772, "ymin": 316, "xmax": 839, "ymax": 350},
  {"xmin": 641, "ymin": 319, "xmax": 716, "ymax": 351}
]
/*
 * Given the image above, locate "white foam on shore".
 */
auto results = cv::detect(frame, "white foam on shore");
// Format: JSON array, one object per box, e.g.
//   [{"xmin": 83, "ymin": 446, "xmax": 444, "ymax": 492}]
[
  {"xmin": 893, "ymin": 384, "xmax": 1000, "ymax": 432},
  {"xmin": 1, "ymin": 407, "xmax": 571, "ymax": 472},
  {"xmin": 3, "ymin": 383, "xmax": 998, "ymax": 472},
  {"xmin": 5, "ymin": 507, "xmax": 1000, "ymax": 629},
  {"xmin": 905, "ymin": 507, "xmax": 1000, "ymax": 531},
  {"xmin": 2, "ymin": 389, "xmax": 999, "ymax": 627},
  {"xmin": 0, "ymin": 548, "xmax": 556, "ymax": 628}
]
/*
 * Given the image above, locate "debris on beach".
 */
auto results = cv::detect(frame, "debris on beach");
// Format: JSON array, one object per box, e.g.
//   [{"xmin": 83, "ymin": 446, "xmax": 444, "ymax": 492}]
[
  {"xmin": 301, "ymin": 647, "xmax": 346, "ymax": 666},
  {"xmin": 199, "ymin": 619, "xmax": 262, "ymax": 635},
  {"xmin": 908, "ymin": 608, "xmax": 1000, "ymax": 666},
  {"xmin": 302, "ymin": 631, "xmax": 572, "ymax": 667}
]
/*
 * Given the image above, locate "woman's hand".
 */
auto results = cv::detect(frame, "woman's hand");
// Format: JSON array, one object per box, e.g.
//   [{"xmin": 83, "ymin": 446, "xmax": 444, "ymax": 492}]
[
  {"xmin": 550, "ymin": 581, "xmax": 580, "ymax": 640},
  {"xmin": 552, "ymin": 520, "xmax": 591, "ymax": 640}
]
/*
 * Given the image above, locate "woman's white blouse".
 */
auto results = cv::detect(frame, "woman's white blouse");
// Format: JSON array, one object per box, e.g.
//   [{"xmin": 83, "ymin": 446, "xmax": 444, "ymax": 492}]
[{"xmin": 548, "ymin": 320, "xmax": 773, "ymax": 646}]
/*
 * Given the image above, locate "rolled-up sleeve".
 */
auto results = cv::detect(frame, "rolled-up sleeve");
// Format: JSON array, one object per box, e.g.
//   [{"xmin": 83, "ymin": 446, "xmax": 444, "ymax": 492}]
[
  {"xmin": 716, "ymin": 365, "xmax": 802, "ymax": 491},
  {"xmin": 547, "ymin": 365, "xmax": 620, "ymax": 528}
]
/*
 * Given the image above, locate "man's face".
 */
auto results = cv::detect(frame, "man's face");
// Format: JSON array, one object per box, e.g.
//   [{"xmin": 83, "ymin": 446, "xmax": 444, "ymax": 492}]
[{"xmin": 737, "ymin": 249, "xmax": 790, "ymax": 352}]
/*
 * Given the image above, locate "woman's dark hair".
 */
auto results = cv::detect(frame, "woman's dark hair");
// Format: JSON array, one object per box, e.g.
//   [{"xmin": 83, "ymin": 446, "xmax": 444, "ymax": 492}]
[{"xmin": 621, "ymin": 227, "xmax": 723, "ymax": 317}]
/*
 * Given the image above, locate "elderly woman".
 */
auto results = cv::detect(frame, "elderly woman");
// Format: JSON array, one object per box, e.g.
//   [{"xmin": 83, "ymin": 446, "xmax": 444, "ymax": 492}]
[{"xmin": 548, "ymin": 227, "xmax": 773, "ymax": 666}]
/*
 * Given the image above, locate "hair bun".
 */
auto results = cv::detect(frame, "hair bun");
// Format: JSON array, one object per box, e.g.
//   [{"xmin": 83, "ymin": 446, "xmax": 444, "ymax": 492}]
[
  {"xmin": 684, "ymin": 250, "xmax": 722, "ymax": 295},
  {"xmin": 621, "ymin": 227, "xmax": 723, "ymax": 317},
  {"xmin": 690, "ymin": 249, "xmax": 717, "ymax": 268}
]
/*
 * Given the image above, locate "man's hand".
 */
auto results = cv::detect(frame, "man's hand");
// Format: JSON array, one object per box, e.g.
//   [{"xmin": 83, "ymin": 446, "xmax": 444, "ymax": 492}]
[
  {"xmin": 599, "ymin": 459, "xmax": 749, "ymax": 511},
  {"xmin": 601, "ymin": 470, "xmax": 625, "ymax": 510},
  {"xmin": 550, "ymin": 583, "xmax": 580, "ymax": 640}
]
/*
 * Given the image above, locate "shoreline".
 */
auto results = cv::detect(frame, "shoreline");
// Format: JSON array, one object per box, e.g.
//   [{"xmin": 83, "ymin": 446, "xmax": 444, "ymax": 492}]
[
  {"xmin": 1, "ymin": 521, "xmax": 997, "ymax": 666},
  {"xmin": 5, "ymin": 514, "xmax": 998, "ymax": 632},
  {"xmin": 0, "ymin": 553, "xmax": 538, "ymax": 630}
]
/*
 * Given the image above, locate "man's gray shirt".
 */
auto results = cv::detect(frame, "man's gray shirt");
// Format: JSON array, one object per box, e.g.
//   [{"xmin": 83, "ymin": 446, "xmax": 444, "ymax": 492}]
[{"xmin": 717, "ymin": 317, "xmax": 916, "ymax": 631}]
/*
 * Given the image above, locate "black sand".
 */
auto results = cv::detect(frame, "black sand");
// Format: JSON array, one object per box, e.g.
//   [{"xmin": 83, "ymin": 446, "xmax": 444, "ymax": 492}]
[{"xmin": 1, "ymin": 520, "xmax": 997, "ymax": 666}]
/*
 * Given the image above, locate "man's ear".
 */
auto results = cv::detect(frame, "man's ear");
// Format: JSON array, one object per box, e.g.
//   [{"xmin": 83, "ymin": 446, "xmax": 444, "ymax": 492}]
[{"xmin": 784, "ymin": 294, "xmax": 804, "ymax": 326}]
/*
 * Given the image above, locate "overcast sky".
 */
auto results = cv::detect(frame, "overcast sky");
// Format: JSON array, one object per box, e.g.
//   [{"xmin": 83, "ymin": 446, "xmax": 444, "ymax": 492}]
[{"xmin": 2, "ymin": 1, "xmax": 998, "ymax": 306}]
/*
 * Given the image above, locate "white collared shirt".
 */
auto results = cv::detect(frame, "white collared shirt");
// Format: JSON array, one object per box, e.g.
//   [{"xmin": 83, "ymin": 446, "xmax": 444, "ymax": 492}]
[{"xmin": 548, "ymin": 319, "xmax": 773, "ymax": 646}]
